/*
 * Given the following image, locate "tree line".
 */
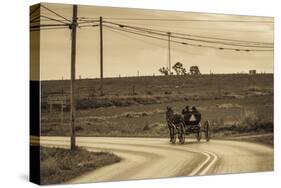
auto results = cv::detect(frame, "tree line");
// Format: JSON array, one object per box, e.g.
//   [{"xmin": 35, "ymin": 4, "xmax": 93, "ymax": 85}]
[{"xmin": 159, "ymin": 62, "xmax": 201, "ymax": 76}]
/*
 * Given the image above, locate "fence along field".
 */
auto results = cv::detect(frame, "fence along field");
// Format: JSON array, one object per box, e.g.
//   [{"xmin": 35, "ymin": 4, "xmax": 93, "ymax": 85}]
[{"xmin": 40, "ymin": 73, "xmax": 273, "ymax": 144}]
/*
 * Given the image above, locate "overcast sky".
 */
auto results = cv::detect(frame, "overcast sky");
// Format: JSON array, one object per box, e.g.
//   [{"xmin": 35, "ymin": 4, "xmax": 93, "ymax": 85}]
[{"xmin": 32, "ymin": 3, "xmax": 274, "ymax": 80}]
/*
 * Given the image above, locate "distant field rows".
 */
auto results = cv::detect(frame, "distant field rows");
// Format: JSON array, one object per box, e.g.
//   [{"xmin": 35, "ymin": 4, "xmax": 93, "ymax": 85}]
[{"xmin": 40, "ymin": 74, "xmax": 273, "ymax": 138}]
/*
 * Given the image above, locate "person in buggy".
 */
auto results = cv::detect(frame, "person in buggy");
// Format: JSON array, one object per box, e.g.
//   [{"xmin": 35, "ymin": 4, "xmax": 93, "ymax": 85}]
[
  {"xmin": 190, "ymin": 106, "xmax": 201, "ymax": 125},
  {"xmin": 182, "ymin": 106, "xmax": 201, "ymax": 126},
  {"xmin": 182, "ymin": 105, "xmax": 192, "ymax": 124}
]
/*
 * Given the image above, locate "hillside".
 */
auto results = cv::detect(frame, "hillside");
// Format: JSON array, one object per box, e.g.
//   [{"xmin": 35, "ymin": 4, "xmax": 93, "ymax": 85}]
[{"xmin": 40, "ymin": 74, "xmax": 273, "ymax": 139}]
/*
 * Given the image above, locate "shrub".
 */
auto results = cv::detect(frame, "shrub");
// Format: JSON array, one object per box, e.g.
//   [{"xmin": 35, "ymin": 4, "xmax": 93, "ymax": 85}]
[
  {"xmin": 183, "ymin": 97, "xmax": 189, "ymax": 101},
  {"xmin": 164, "ymin": 91, "xmax": 172, "ymax": 95},
  {"xmin": 143, "ymin": 122, "xmax": 150, "ymax": 131},
  {"xmin": 241, "ymin": 113, "xmax": 273, "ymax": 133},
  {"xmin": 146, "ymin": 91, "xmax": 153, "ymax": 95},
  {"xmin": 75, "ymin": 126, "xmax": 83, "ymax": 131}
]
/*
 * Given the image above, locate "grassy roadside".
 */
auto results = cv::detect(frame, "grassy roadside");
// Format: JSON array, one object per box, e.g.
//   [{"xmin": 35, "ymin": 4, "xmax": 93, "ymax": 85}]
[
  {"xmin": 220, "ymin": 133, "xmax": 274, "ymax": 146},
  {"xmin": 39, "ymin": 146, "xmax": 121, "ymax": 185}
]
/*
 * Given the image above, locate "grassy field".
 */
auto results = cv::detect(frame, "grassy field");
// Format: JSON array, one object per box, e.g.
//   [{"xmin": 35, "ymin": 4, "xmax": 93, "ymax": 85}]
[
  {"xmin": 39, "ymin": 146, "xmax": 121, "ymax": 185},
  {"xmin": 40, "ymin": 74, "xmax": 273, "ymax": 143},
  {"xmin": 224, "ymin": 133, "xmax": 274, "ymax": 146}
]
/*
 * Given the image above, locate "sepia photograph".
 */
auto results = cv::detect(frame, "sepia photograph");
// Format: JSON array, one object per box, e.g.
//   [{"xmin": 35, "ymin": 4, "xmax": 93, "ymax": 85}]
[{"xmin": 30, "ymin": 2, "xmax": 274, "ymax": 185}]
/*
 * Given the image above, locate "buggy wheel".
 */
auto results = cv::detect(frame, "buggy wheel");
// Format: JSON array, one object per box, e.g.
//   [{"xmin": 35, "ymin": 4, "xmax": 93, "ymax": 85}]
[
  {"xmin": 196, "ymin": 126, "xmax": 202, "ymax": 142},
  {"xmin": 204, "ymin": 121, "xmax": 211, "ymax": 142}
]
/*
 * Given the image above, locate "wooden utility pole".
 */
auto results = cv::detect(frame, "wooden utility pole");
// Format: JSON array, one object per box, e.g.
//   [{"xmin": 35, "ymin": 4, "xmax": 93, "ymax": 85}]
[
  {"xmin": 70, "ymin": 4, "xmax": 78, "ymax": 150},
  {"xmin": 167, "ymin": 32, "xmax": 171, "ymax": 75},
  {"xmin": 100, "ymin": 16, "xmax": 104, "ymax": 96}
]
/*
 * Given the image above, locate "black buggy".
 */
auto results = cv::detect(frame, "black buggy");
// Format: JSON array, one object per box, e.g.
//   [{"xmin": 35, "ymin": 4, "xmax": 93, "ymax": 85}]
[{"xmin": 166, "ymin": 107, "xmax": 211, "ymax": 144}]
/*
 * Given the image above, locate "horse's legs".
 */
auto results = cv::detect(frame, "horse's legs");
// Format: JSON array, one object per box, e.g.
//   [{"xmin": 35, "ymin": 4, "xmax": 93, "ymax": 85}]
[
  {"xmin": 168, "ymin": 126, "xmax": 172, "ymax": 142},
  {"xmin": 168, "ymin": 125, "xmax": 174, "ymax": 142}
]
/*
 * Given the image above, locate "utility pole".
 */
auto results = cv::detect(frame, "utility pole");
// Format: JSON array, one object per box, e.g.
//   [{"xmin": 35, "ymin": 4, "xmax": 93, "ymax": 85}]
[
  {"xmin": 70, "ymin": 4, "xmax": 77, "ymax": 151},
  {"xmin": 100, "ymin": 16, "xmax": 104, "ymax": 96},
  {"xmin": 167, "ymin": 32, "xmax": 171, "ymax": 75}
]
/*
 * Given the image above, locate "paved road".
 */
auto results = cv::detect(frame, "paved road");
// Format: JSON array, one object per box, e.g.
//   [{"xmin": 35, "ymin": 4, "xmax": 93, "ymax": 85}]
[{"xmin": 35, "ymin": 136, "xmax": 273, "ymax": 183}]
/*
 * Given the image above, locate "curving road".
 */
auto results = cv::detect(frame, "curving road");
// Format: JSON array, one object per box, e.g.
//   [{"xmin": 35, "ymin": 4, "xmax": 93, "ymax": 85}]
[{"xmin": 34, "ymin": 136, "xmax": 273, "ymax": 183}]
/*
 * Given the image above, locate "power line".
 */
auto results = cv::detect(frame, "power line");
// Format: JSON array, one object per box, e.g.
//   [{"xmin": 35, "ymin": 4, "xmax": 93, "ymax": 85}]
[
  {"xmin": 40, "ymin": 15, "xmax": 71, "ymax": 25},
  {"xmin": 166, "ymin": 29, "xmax": 273, "ymax": 46},
  {"xmin": 108, "ymin": 21, "xmax": 273, "ymax": 45},
  {"xmin": 30, "ymin": 15, "xmax": 41, "ymax": 23},
  {"xmin": 104, "ymin": 27, "xmax": 172, "ymax": 76},
  {"xmin": 103, "ymin": 21, "xmax": 272, "ymax": 46},
  {"xmin": 30, "ymin": 24, "xmax": 69, "ymax": 29},
  {"xmin": 103, "ymin": 21, "xmax": 273, "ymax": 48},
  {"xmin": 41, "ymin": 4, "xmax": 71, "ymax": 23},
  {"xmin": 103, "ymin": 19, "xmax": 272, "ymax": 36},
  {"xmin": 30, "ymin": 15, "xmax": 98, "ymax": 26},
  {"xmin": 103, "ymin": 17, "xmax": 273, "ymax": 23},
  {"xmin": 29, "ymin": 11, "xmax": 273, "ymax": 52},
  {"xmin": 30, "ymin": 17, "xmax": 70, "ymax": 26},
  {"xmin": 30, "ymin": 26, "xmax": 69, "ymax": 32},
  {"xmin": 104, "ymin": 26, "xmax": 168, "ymax": 48},
  {"xmin": 35, "ymin": 18, "xmax": 71, "ymax": 22},
  {"xmin": 104, "ymin": 27, "xmax": 203, "ymax": 55},
  {"xmin": 30, "ymin": 5, "xmax": 40, "ymax": 16},
  {"xmin": 103, "ymin": 24, "xmax": 272, "ymax": 52},
  {"xmin": 78, "ymin": 20, "xmax": 99, "ymax": 24},
  {"xmin": 29, "ymin": 7, "xmax": 273, "ymax": 46},
  {"xmin": 78, "ymin": 24, "xmax": 99, "ymax": 28},
  {"xmin": 78, "ymin": 16, "xmax": 99, "ymax": 19},
  {"xmin": 170, "ymin": 34, "xmax": 272, "ymax": 48}
]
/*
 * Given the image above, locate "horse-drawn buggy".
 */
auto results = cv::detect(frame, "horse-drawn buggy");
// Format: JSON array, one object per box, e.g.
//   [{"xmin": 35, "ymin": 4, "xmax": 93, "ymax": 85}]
[{"xmin": 166, "ymin": 106, "xmax": 211, "ymax": 144}]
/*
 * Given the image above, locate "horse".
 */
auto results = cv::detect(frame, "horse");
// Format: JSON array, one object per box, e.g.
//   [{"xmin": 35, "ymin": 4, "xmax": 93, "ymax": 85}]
[{"xmin": 166, "ymin": 106, "xmax": 185, "ymax": 143}]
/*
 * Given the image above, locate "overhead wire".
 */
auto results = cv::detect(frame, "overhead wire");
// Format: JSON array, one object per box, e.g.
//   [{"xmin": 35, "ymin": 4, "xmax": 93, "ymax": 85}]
[
  {"xmin": 30, "ymin": 15, "xmax": 41, "ymax": 23},
  {"xmin": 29, "ymin": 6, "xmax": 273, "ymax": 52},
  {"xmin": 104, "ymin": 20, "xmax": 273, "ymax": 45},
  {"xmin": 103, "ymin": 24, "xmax": 272, "ymax": 52},
  {"xmin": 40, "ymin": 15, "xmax": 71, "ymax": 25},
  {"xmin": 78, "ymin": 24, "xmax": 99, "ymax": 28},
  {"xmin": 78, "ymin": 20, "xmax": 99, "ymax": 24},
  {"xmin": 103, "ymin": 20, "xmax": 273, "ymax": 47},
  {"xmin": 102, "ymin": 19, "xmax": 271, "ymax": 35},
  {"xmin": 30, "ymin": 24, "xmax": 69, "ymax": 29},
  {"xmin": 30, "ymin": 5, "xmax": 40, "ymax": 16},
  {"xmin": 104, "ymin": 26, "xmax": 168, "ymax": 48},
  {"xmin": 30, "ymin": 26, "xmax": 70, "ymax": 32},
  {"xmin": 41, "ymin": 4, "xmax": 72, "ymax": 23},
  {"xmin": 102, "ymin": 17, "xmax": 274, "ymax": 23}
]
